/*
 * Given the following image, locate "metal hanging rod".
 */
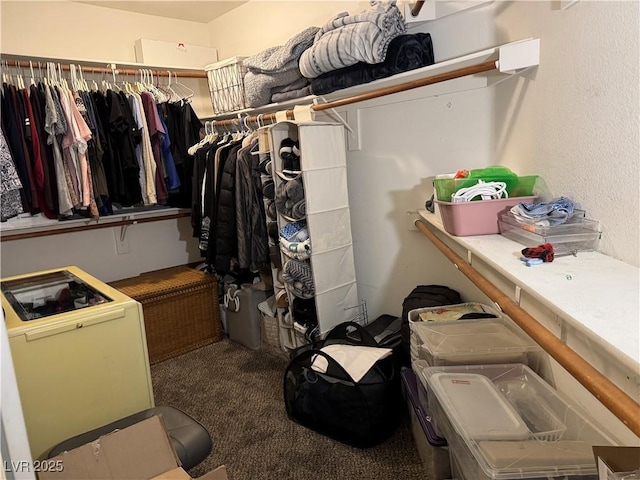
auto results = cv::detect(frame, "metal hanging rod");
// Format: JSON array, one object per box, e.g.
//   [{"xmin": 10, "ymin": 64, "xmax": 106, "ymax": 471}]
[
  {"xmin": 411, "ymin": 1, "xmax": 426, "ymax": 17},
  {"xmin": 210, "ymin": 59, "xmax": 499, "ymax": 129},
  {"xmin": 0, "ymin": 56, "xmax": 206, "ymax": 79},
  {"xmin": 415, "ymin": 219, "xmax": 640, "ymax": 437}
]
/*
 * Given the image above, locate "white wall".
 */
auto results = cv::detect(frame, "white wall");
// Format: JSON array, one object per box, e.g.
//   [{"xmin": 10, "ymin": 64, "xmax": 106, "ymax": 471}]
[
  {"xmin": 1, "ymin": 1, "xmax": 210, "ymax": 63},
  {"xmin": 0, "ymin": 217, "xmax": 199, "ymax": 283},
  {"xmin": 493, "ymin": 2, "xmax": 639, "ymax": 266},
  {"xmin": 0, "ymin": 0, "xmax": 215, "ymax": 118},
  {"xmin": 208, "ymin": 1, "xmax": 369, "ymax": 59}
]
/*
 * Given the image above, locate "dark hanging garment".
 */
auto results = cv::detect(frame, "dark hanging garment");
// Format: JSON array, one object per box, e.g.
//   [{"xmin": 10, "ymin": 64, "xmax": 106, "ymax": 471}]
[
  {"xmin": 87, "ymin": 92, "xmax": 113, "ymax": 214},
  {"xmin": 3, "ymin": 83, "xmax": 36, "ymax": 213},
  {"xmin": 23, "ymin": 87, "xmax": 58, "ymax": 219},
  {"xmin": 210, "ymin": 143, "xmax": 242, "ymax": 274},
  {"xmin": 31, "ymin": 83, "xmax": 59, "ymax": 216},
  {"xmin": 92, "ymin": 91, "xmax": 122, "ymax": 206},
  {"xmin": 235, "ymin": 140, "xmax": 269, "ymax": 271},
  {"xmin": 2, "ymin": 83, "xmax": 30, "ymax": 213},
  {"xmin": 164, "ymin": 101, "xmax": 202, "ymax": 208}
]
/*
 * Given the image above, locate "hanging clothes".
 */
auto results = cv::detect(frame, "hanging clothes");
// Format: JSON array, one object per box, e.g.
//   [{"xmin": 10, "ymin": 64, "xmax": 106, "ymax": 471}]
[
  {"xmin": 163, "ymin": 101, "xmax": 202, "ymax": 208},
  {"xmin": 141, "ymin": 91, "xmax": 168, "ymax": 205},
  {"xmin": 0, "ymin": 129, "xmax": 24, "ymax": 221},
  {"xmin": 235, "ymin": 138, "xmax": 269, "ymax": 271},
  {"xmin": 43, "ymin": 83, "xmax": 74, "ymax": 216},
  {"xmin": 30, "ymin": 83, "xmax": 59, "ymax": 217}
]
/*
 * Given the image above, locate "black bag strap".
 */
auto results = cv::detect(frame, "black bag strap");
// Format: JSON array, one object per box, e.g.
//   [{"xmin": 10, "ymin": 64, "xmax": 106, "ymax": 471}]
[{"xmin": 324, "ymin": 321, "xmax": 378, "ymax": 347}]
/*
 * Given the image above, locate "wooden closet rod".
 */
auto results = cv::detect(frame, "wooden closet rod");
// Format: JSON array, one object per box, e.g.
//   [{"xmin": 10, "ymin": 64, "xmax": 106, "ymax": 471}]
[
  {"xmin": 415, "ymin": 219, "xmax": 640, "ymax": 437},
  {"xmin": 210, "ymin": 59, "xmax": 498, "ymax": 128},
  {"xmin": 1, "ymin": 58, "xmax": 206, "ymax": 78},
  {"xmin": 410, "ymin": 1, "xmax": 426, "ymax": 17}
]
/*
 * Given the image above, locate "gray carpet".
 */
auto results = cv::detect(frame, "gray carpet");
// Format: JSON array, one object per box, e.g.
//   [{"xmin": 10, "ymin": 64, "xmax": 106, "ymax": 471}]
[{"xmin": 151, "ymin": 339, "xmax": 427, "ymax": 480}]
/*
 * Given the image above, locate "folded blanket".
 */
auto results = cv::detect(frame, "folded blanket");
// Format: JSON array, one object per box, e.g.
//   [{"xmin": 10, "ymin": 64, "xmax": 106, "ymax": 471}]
[
  {"xmin": 270, "ymin": 78, "xmax": 313, "ymax": 103},
  {"xmin": 244, "ymin": 26, "xmax": 319, "ymax": 73},
  {"xmin": 299, "ymin": 1, "xmax": 407, "ymax": 79},
  {"xmin": 271, "ymin": 85, "xmax": 313, "ymax": 103},
  {"xmin": 283, "ymin": 259, "xmax": 315, "ymax": 298},
  {"xmin": 245, "ymin": 69, "xmax": 304, "ymax": 107},
  {"xmin": 311, "ymin": 33, "xmax": 434, "ymax": 95},
  {"xmin": 243, "ymin": 26, "xmax": 319, "ymax": 107}
]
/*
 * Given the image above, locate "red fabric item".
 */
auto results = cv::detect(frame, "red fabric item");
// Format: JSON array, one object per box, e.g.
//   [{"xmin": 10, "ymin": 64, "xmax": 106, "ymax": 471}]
[{"xmin": 521, "ymin": 243, "xmax": 555, "ymax": 262}]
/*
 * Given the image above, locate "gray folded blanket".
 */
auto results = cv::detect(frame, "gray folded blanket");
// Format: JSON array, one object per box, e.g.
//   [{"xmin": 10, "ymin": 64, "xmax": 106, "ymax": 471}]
[
  {"xmin": 299, "ymin": 1, "xmax": 406, "ymax": 79},
  {"xmin": 243, "ymin": 26, "xmax": 319, "ymax": 107}
]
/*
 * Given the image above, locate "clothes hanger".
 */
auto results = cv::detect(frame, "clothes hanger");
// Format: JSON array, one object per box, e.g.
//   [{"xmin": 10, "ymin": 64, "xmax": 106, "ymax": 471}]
[
  {"xmin": 29, "ymin": 61, "xmax": 35, "ymax": 86},
  {"xmin": 166, "ymin": 71, "xmax": 180, "ymax": 102},
  {"xmin": 1, "ymin": 61, "xmax": 8, "ymax": 85},
  {"xmin": 172, "ymin": 71, "xmax": 194, "ymax": 101},
  {"xmin": 15, "ymin": 62, "xmax": 25, "ymax": 89}
]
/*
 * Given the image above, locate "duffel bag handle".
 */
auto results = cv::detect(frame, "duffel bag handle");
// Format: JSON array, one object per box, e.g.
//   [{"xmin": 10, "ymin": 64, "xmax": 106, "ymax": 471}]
[
  {"xmin": 324, "ymin": 321, "xmax": 378, "ymax": 347},
  {"xmin": 288, "ymin": 348, "xmax": 356, "ymax": 383}
]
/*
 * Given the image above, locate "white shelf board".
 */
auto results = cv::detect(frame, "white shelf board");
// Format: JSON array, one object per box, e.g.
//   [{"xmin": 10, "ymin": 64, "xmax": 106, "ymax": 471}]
[
  {"xmin": 418, "ymin": 210, "xmax": 640, "ymax": 372},
  {"xmin": 207, "ymin": 38, "xmax": 540, "ymax": 121},
  {"xmin": 0, "ymin": 207, "xmax": 189, "ymax": 238}
]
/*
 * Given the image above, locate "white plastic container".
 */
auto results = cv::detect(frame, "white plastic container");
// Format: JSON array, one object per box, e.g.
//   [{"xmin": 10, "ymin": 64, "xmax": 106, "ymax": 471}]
[
  {"xmin": 417, "ymin": 362, "xmax": 615, "ymax": 480},
  {"xmin": 427, "ymin": 372, "xmax": 531, "ymax": 441}
]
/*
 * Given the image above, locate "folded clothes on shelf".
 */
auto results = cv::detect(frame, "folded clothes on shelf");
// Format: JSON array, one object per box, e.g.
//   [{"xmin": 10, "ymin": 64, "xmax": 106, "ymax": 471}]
[{"xmin": 510, "ymin": 196, "xmax": 575, "ymax": 226}]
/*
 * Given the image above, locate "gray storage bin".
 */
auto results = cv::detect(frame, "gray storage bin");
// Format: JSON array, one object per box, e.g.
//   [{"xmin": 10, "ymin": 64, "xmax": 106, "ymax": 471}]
[{"xmin": 225, "ymin": 282, "xmax": 271, "ymax": 350}]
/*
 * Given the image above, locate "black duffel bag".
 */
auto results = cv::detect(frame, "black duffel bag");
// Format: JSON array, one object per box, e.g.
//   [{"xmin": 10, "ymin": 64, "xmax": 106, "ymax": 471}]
[{"xmin": 283, "ymin": 322, "xmax": 402, "ymax": 448}]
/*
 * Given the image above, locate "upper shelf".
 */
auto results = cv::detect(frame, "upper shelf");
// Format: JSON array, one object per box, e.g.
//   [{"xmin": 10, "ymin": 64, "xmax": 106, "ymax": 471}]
[{"xmin": 207, "ymin": 38, "xmax": 540, "ymax": 121}]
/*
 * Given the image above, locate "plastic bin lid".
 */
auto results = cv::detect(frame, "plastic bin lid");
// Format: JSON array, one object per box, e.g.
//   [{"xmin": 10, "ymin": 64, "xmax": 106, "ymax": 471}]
[
  {"xmin": 412, "ymin": 318, "xmax": 539, "ymax": 355},
  {"xmin": 428, "ymin": 372, "xmax": 530, "ymax": 441}
]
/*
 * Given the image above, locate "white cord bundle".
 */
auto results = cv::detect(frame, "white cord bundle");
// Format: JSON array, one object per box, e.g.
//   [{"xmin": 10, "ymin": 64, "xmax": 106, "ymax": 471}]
[{"xmin": 451, "ymin": 180, "xmax": 509, "ymax": 203}]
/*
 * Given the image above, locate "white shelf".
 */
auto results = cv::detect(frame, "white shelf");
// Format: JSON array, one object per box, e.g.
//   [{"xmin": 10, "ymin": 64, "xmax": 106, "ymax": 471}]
[
  {"xmin": 207, "ymin": 38, "xmax": 540, "ymax": 121},
  {"xmin": 418, "ymin": 210, "xmax": 640, "ymax": 373},
  {"xmin": 0, "ymin": 207, "xmax": 189, "ymax": 239}
]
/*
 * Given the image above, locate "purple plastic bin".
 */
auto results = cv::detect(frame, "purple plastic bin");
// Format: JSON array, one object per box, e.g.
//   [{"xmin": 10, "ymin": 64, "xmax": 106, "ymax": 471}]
[{"xmin": 401, "ymin": 367, "xmax": 447, "ymax": 447}]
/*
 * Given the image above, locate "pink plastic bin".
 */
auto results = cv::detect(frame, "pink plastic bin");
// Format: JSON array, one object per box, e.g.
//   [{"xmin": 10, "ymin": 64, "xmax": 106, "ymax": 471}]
[{"xmin": 436, "ymin": 196, "xmax": 537, "ymax": 236}]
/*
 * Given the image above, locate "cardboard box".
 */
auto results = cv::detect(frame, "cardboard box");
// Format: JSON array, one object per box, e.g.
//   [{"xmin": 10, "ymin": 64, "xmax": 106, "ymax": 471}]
[
  {"xmin": 593, "ymin": 446, "xmax": 640, "ymax": 480},
  {"xmin": 39, "ymin": 416, "xmax": 227, "ymax": 480}
]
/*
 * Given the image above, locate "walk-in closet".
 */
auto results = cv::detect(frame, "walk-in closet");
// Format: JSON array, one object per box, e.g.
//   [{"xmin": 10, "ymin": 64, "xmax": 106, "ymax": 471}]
[{"xmin": 1, "ymin": 1, "xmax": 638, "ymax": 479}]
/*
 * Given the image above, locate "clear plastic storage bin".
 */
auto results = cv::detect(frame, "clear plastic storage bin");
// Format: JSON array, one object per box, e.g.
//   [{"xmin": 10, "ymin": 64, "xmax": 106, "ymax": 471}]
[
  {"xmin": 409, "ymin": 307, "xmax": 542, "ymax": 371},
  {"xmin": 498, "ymin": 212, "xmax": 601, "ymax": 255},
  {"xmin": 416, "ymin": 362, "xmax": 615, "ymax": 480}
]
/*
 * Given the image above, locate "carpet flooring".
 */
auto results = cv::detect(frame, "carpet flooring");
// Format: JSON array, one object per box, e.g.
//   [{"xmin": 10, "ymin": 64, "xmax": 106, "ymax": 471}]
[{"xmin": 151, "ymin": 339, "xmax": 428, "ymax": 480}]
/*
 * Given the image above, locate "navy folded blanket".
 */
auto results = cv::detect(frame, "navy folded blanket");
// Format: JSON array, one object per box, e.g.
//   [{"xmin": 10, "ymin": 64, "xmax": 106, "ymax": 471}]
[{"xmin": 310, "ymin": 33, "xmax": 434, "ymax": 96}]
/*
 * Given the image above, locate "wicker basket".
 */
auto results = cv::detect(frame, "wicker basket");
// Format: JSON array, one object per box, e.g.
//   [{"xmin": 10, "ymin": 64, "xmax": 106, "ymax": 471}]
[
  {"xmin": 110, "ymin": 266, "xmax": 222, "ymax": 364},
  {"xmin": 257, "ymin": 295, "xmax": 282, "ymax": 355},
  {"xmin": 205, "ymin": 56, "xmax": 248, "ymax": 114}
]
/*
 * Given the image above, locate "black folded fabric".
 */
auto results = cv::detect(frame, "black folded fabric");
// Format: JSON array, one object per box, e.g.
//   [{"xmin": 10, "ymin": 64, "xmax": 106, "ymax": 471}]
[{"xmin": 310, "ymin": 33, "xmax": 435, "ymax": 96}]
